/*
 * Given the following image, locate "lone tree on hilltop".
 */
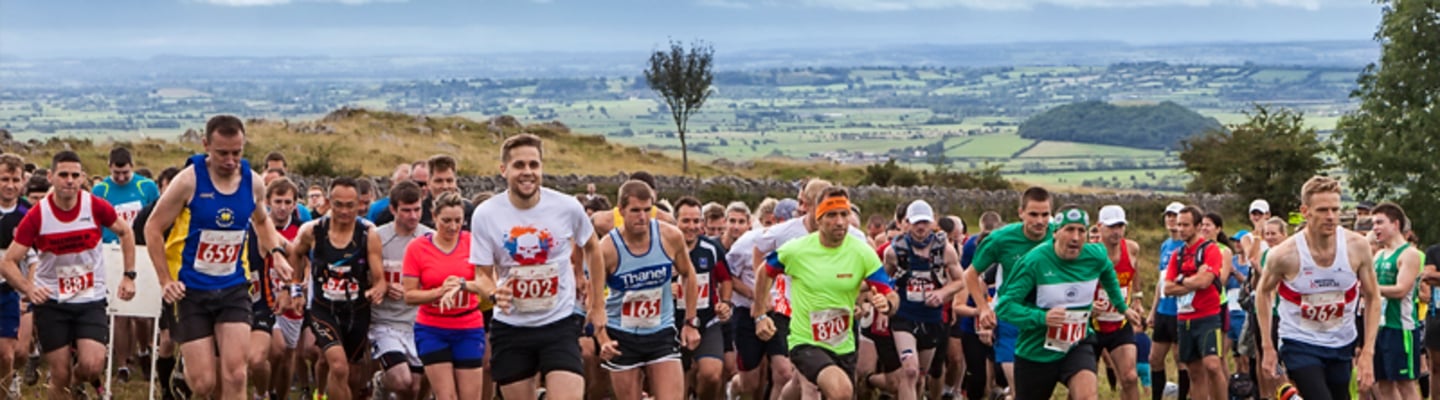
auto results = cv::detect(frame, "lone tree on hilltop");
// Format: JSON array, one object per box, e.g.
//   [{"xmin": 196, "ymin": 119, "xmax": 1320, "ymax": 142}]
[
  {"xmin": 1335, "ymin": 0, "xmax": 1440, "ymax": 240},
  {"xmin": 1179, "ymin": 104, "xmax": 1328, "ymax": 216},
  {"xmin": 645, "ymin": 40, "xmax": 714, "ymax": 174}
]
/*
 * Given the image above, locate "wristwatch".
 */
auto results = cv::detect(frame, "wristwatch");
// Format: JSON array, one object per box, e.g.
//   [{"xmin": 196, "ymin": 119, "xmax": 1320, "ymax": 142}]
[
  {"xmin": 270, "ymin": 246, "xmax": 288, "ymax": 257},
  {"xmin": 123, "ymin": 271, "xmax": 137, "ymax": 280},
  {"xmin": 687, "ymin": 317, "xmax": 702, "ymax": 329}
]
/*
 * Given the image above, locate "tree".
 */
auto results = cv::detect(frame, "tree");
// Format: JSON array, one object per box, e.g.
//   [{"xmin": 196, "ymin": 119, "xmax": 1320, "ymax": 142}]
[
  {"xmin": 645, "ymin": 40, "xmax": 715, "ymax": 174},
  {"xmin": 1334, "ymin": 0, "xmax": 1440, "ymax": 241},
  {"xmin": 1179, "ymin": 104, "xmax": 1328, "ymax": 215}
]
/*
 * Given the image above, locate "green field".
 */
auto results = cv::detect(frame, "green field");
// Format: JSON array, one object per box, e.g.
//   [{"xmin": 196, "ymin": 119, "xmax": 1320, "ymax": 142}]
[
  {"xmin": 1018, "ymin": 141, "xmax": 1167, "ymax": 158},
  {"xmin": 944, "ymin": 133, "xmax": 1034, "ymax": 159}
]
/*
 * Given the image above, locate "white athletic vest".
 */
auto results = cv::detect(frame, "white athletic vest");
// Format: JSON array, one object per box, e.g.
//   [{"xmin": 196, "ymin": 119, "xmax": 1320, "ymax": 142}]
[{"xmin": 1276, "ymin": 228, "xmax": 1358, "ymax": 348}]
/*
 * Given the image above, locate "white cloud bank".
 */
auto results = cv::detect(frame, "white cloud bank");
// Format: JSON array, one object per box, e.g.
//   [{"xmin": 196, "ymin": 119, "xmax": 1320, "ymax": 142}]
[{"xmin": 702, "ymin": 0, "xmax": 1338, "ymax": 11}]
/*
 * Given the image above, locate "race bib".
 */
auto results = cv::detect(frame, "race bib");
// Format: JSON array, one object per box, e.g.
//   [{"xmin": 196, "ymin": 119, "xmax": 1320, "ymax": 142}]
[
  {"xmin": 771, "ymin": 275, "xmax": 792, "ymax": 316},
  {"xmin": 511, "ymin": 263, "xmax": 560, "ymax": 313},
  {"xmin": 1299, "ymin": 291, "xmax": 1345, "ymax": 331},
  {"xmin": 695, "ymin": 272, "xmax": 711, "ymax": 310},
  {"xmin": 321, "ymin": 277, "xmax": 360, "ymax": 301},
  {"xmin": 1177, "ymin": 292, "xmax": 1196, "ymax": 314},
  {"xmin": 383, "ymin": 260, "xmax": 403, "ymax": 286},
  {"xmin": 620, "ymin": 287, "xmax": 664, "ymax": 329},
  {"xmin": 248, "ymin": 270, "xmax": 263, "ymax": 302},
  {"xmin": 1044, "ymin": 310, "xmax": 1090, "ymax": 352},
  {"xmin": 906, "ymin": 276, "xmax": 935, "ymax": 303},
  {"xmin": 810, "ymin": 308, "xmax": 850, "ymax": 347},
  {"xmin": 194, "ymin": 230, "xmax": 245, "ymax": 276},
  {"xmin": 1095, "ymin": 288, "xmax": 1127, "ymax": 322},
  {"xmin": 57, "ymin": 264, "xmax": 96, "ymax": 300},
  {"xmin": 1227, "ymin": 288, "xmax": 1242, "ymax": 312},
  {"xmin": 115, "ymin": 201, "xmax": 143, "ymax": 224},
  {"xmin": 433, "ymin": 291, "xmax": 474, "ymax": 311}
]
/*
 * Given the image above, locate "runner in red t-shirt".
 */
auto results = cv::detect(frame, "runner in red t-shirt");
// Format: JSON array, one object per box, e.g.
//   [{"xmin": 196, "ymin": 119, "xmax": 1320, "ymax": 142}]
[{"xmin": 1162, "ymin": 206, "xmax": 1226, "ymax": 400}]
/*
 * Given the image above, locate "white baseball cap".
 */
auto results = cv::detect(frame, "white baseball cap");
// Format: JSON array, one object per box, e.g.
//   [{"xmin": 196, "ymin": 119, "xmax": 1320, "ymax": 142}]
[
  {"xmin": 1098, "ymin": 205, "xmax": 1127, "ymax": 226},
  {"xmin": 906, "ymin": 200, "xmax": 935, "ymax": 224},
  {"xmin": 1249, "ymin": 199, "xmax": 1271, "ymax": 214},
  {"xmin": 1163, "ymin": 202, "xmax": 1185, "ymax": 215}
]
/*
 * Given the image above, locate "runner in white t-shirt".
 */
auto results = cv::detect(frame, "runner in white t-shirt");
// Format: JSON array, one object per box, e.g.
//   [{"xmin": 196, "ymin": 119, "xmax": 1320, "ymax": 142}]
[{"xmin": 469, "ymin": 134, "xmax": 601, "ymax": 400}]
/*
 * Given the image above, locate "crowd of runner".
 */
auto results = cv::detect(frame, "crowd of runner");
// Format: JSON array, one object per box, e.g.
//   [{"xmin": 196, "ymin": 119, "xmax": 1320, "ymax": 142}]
[{"xmin": 0, "ymin": 114, "xmax": 1435, "ymax": 400}]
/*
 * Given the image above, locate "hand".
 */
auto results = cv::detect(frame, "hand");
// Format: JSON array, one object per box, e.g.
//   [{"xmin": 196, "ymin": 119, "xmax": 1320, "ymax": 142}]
[
  {"xmin": 871, "ymin": 312, "xmax": 890, "ymax": 334},
  {"xmin": 1356, "ymin": 351, "xmax": 1375, "ymax": 393},
  {"xmin": 870, "ymin": 292, "xmax": 891, "ymax": 315},
  {"xmin": 1146, "ymin": 312, "xmax": 1155, "ymax": 329},
  {"xmin": 681, "ymin": 325, "xmax": 701, "ymax": 350},
  {"xmin": 977, "ymin": 329, "xmax": 994, "ymax": 345},
  {"xmin": 1045, "ymin": 307, "xmax": 1069, "ymax": 328},
  {"xmin": 387, "ymin": 283, "xmax": 405, "ymax": 300},
  {"xmin": 272, "ymin": 256, "xmax": 294, "ymax": 282},
  {"xmin": 924, "ymin": 291, "xmax": 946, "ymax": 308},
  {"xmin": 756, "ymin": 316, "xmax": 776, "ymax": 341},
  {"xmin": 1125, "ymin": 308, "xmax": 1142, "ymax": 326},
  {"xmin": 162, "ymin": 281, "xmax": 187, "ymax": 303},
  {"xmin": 118, "ymin": 278, "xmax": 136, "ymax": 301},
  {"xmin": 599, "ymin": 336, "xmax": 622, "ymax": 361},
  {"xmin": 1262, "ymin": 348, "xmax": 1280, "ymax": 379},
  {"xmin": 439, "ymin": 287, "xmax": 463, "ymax": 311},
  {"xmin": 494, "ymin": 281, "xmax": 514, "ymax": 314},
  {"xmin": 365, "ymin": 286, "xmax": 385, "ymax": 305},
  {"xmin": 276, "ymin": 293, "xmax": 292, "ymax": 314},
  {"xmin": 442, "ymin": 276, "xmax": 464, "ymax": 291},
  {"xmin": 978, "ymin": 309, "xmax": 997, "ymax": 330},
  {"xmin": 24, "ymin": 285, "xmax": 51, "ymax": 304},
  {"xmin": 716, "ymin": 302, "xmax": 733, "ymax": 322}
]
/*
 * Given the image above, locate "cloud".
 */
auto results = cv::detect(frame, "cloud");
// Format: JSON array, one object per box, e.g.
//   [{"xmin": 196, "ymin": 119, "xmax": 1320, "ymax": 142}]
[
  {"xmin": 717, "ymin": 0, "xmax": 1333, "ymax": 11},
  {"xmin": 193, "ymin": 0, "xmax": 407, "ymax": 6},
  {"xmin": 697, "ymin": 0, "xmax": 754, "ymax": 8}
]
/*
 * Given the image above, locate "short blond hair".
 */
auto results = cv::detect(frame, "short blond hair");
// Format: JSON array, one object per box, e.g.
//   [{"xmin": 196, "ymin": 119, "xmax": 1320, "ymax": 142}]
[
  {"xmin": 1301, "ymin": 176, "xmax": 1341, "ymax": 206},
  {"xmin": 800, "ymin": 179, "xmax": 833, "ymax": 208}
]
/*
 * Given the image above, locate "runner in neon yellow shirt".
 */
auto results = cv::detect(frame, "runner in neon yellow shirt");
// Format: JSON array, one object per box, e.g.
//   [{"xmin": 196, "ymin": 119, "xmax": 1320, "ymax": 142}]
[{"xmin": 752, "ymin": 187, "xmax": 898, "ymax": 400}]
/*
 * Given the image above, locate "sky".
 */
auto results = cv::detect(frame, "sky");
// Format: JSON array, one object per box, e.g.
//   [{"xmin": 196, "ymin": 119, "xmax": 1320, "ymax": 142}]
[{"xmin": 0, "ymin": 0, "xmax": 1383, "ymax": 58}]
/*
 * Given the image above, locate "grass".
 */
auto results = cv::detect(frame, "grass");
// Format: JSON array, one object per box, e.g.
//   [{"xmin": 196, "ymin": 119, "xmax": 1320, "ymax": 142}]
[
  {"xmin": 944, "ymin": 133, "xmax": 1035, "ymax": 159},
  {"xmin": 1017, "ymin": 141, "xmax": 1166, "ymax": 158}
]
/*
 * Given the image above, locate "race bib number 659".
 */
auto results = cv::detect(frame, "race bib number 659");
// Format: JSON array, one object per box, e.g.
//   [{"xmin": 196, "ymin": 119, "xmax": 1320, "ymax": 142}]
[{"xmin": 195, "ymin": 230, "xmax": 245, "ymax": 276}]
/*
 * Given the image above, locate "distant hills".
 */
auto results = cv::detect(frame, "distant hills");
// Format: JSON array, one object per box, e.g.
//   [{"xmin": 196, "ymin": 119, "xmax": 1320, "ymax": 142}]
[{"xmin": 1018, "ymin": 101, "xmax": 1222, "ymax": 150}]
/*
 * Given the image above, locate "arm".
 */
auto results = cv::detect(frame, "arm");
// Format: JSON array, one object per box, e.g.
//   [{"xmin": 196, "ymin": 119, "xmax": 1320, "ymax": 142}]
[
  {"xmin": 666, "ymin": 227, "xmax": 698, "ymax": 322},
  {"xmin": 964, "ymin": 240, "xmax": 997, "ymax": 326},
  {"xmin": 1379, "ymin": 249, "xmax": 1422, "ymax": 299},
  {"xmin": 750, "ymin": 247, "xmax": 772, "ymax": 318},
  {"xmin": 1127, "ymin": 240, "xmax": 1142, "ymax": 311},
  {"xmin": 726, "ymin": 250, "xmax": 754, "ymax": 300},
  {"xmin": 994, "ymin": 258, "xmax": 1045, "ymax": 330},
  {"xmin": 145, "ymin": 168, "xmax": 195, "ymax": 288},
  {"xmin": 1181, "ymin": 246, "xmax": 1221, "ymax": 291},
  {"xmin": 365, "ymin": 227, "xmax": 386, "ymax": 304},
  {"xmin": 584, "ymin": 231, "xmax": 607, "ymax": 328},
  {"xmin": 882, "ymin": 246, "xmax": 898, "ymax": 276},
  {"xmin": 403, "ymin": 277, "xmax": 451, "ymax": 305},
  {"xmin": 0, "ymin": 244, "xmax": 35, "ymax": 298},
  {"xmin": 287, "ymin": 222, "xmax": 317, "ymax": 286},
  {"xmin": 109, "ymin": 217, "xmax": 138, "ymax": 300},
  {"xmin": 1100, "ymin": 258, "xmax": 1128, "ymax": 314},
  {"xmin": 938, "ymin": 243, "xmax": 965, "ymax": 298},
  {"xmin": 1256, "ymin": 246, "xmax": 1286, "ymax": 357},
  {"xmin": 252, "ymin": 174, "xmax": 292, "ymax": 281},
  {"xmin": 1355, "ymin": 236, "xmax": 1381, "ymax": 358},
  {"xmin": 1162, "ymin": 254, "xmax": 1190, "ymax": 296}
]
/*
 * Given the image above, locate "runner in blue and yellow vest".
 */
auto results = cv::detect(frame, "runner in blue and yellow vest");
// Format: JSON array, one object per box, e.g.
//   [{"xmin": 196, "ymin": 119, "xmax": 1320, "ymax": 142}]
[{"xmin": 144, "ymin": 115, "xmax": 295, "ymax": 398}]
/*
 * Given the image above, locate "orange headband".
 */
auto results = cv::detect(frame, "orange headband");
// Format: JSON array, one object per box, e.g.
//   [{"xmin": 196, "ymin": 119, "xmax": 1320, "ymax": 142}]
[{"xmin": 814, "ymin": 197, "xmax": 851, "ymax": 221}]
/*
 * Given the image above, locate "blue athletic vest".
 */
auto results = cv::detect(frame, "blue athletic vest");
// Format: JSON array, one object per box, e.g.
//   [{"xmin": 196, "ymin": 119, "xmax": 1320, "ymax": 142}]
[
  {"xmin": 605, "ymin": 220, "xmax": 676, "ymax": 335},
  {"xmin": 165, "ymin": 154, "xmax": 255, "ymax": 290}
]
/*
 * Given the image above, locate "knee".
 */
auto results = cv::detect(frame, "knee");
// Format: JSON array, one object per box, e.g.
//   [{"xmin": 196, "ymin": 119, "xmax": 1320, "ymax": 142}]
[
  {"xmin": 699, "ymin": 364, "xmax": 723, "ymax": 385},
  {"xmin": 188, "ymin": 373, "xmax": 218, "ymax": 395},
  {"xmin": 1203, "ymin": 358, "xmax": 1224, "ymax": 374},
  {"xmin": 1120, "ymin": 369, "xmax": 1140, "ymax": 387},
  {"xmin": 822, "ymin": 385, "xmax": 854, "ymax": 400},
  {"xmin": 899, "ymin": 365, "xmax": 922, "ymax": 383},
  {"xmin": 773, "ymin": 365, "xmax": 794, "ymax": 381},
  {"xmin": 384, "ymin": 372, "xmax": 412, "ymax": 391},
  {"xmin": 328, "ymin": 359, "xmax": 350, "ymax": 378}
]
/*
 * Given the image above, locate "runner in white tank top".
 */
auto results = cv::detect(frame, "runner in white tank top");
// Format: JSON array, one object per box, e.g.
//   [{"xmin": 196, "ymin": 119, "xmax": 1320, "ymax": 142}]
[{"xmin": 1255, "ymin": 176, "xmax": 1381, "ymax": 400}]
